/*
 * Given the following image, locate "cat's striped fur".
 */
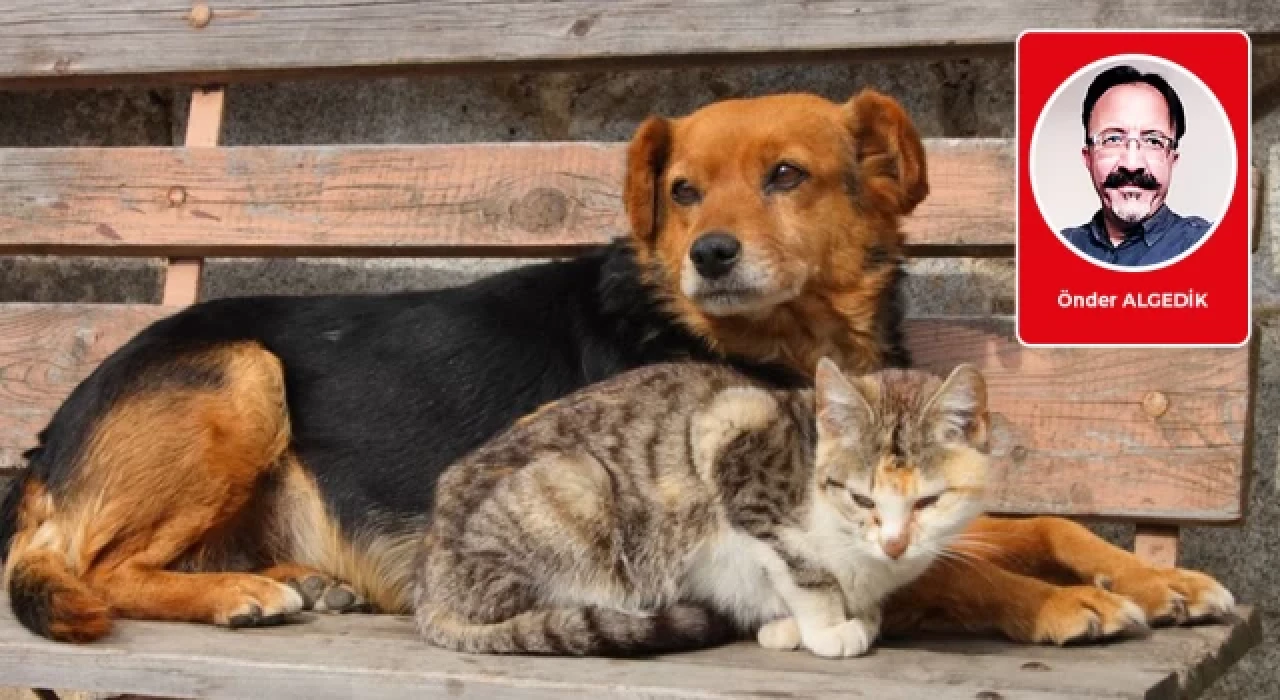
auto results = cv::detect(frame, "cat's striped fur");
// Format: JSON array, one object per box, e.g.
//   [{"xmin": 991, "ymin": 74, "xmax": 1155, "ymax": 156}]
[{"xmin": 413, "ymin": 358, "xmax": 990, "ymax": 658}]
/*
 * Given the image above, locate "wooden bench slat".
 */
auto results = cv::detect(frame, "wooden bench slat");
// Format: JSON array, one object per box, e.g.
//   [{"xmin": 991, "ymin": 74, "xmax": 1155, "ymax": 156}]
[
  {"xmin": 0, "ymin": 141, "xmax": 1260, "ymax": 258},
  {"xmin": 0, "ymin": 140, "xmax": 1014, "ymax": 257},
  {"xmin": 0, "ymin": 595, "xmax": 1258, "ymax": 700},
  {"xmin": 1, "ymin": 2, "xmax": 1276, "ymax": 87},
  {"xmin": 904, "ymin": 318, "xmax": 1252, "ymax": 523},
  {"xmin": 0, "ymin": 304, "xmax": 1250, "ymax": 522}
]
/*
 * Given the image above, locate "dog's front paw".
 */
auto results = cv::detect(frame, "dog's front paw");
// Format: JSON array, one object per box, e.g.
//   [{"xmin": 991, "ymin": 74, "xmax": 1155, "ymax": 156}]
[
  {"xmin": 1101, "ymin": 567, "xmax": 1235, "ymax": 626},
  {"xmin": 1030, "ymin": 586, "xmax": 1147, "ymax": 645},
  {"xmin": 757, "ymin": 617, "xmax": 801, "ymax": 651},
  {"xmin": 289, "ymin": 573, "xmax": 375, "ymax": 614},
  {"xmin": 214, "ymin": 578, "xmax": 306, "ymax": 628},
  {"xmin": 803, "ymin": 618, "xmax": 874, "ymax": 659}
]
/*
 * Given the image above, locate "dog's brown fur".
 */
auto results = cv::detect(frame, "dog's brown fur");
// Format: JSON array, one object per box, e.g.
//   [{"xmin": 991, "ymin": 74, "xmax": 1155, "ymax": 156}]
[
  {"xmin": 2, "ymin": 89, "xmax": 1231, "ymax": 646},
  {"xmin": 627, "ymin": 91, "xmax": 924, "ymax": 374}
]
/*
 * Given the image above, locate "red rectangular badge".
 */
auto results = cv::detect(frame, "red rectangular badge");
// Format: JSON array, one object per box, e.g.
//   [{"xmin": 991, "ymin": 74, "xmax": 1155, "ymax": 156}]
[{"xmin": 1016, "ymin": 30, "xmax": 1251, "ymax": 347}]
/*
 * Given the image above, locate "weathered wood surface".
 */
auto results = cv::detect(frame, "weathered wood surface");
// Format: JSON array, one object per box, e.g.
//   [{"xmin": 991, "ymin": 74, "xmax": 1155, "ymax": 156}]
[
  {"xmin": 0, "ymin": 596, "xmax": 1259, "ymax": 700},
  {"xmin": 0, "ymin": 304, "xmax": 174, "ymax": 470},
  {"xmin": 161, "ymin": 87, "xmax": 226, "ymax": 307},
  {"xmin": 0, "ymin": 140, "xmax": 1014, "ymax": 256},
  {"xmin": 0, "ymin": 305, "xmax": 1252, "ymax": 522},
  {"xmin": 904, "ymin": 318, "xmax": 1254, "ymax": 523},
  {"xmin": 1135, "ymin": 525, "xmax": 1182, "ymax": 567},
  {"xmin": 1, "ymin": 2, "xmax": 1275, "ymax": 87}
]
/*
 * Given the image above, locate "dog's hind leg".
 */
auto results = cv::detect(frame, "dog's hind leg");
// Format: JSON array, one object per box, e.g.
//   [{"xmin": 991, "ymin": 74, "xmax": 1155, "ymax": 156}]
[{"xmin": 7, "ymin": 341, "xmax": 304, "ymax": 639}]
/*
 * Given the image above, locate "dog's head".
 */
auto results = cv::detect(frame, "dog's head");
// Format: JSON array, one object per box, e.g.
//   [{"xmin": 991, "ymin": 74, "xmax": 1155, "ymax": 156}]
[{"xmin": 623, "ymin": 89, "xmax": 928, "ymax": 370}]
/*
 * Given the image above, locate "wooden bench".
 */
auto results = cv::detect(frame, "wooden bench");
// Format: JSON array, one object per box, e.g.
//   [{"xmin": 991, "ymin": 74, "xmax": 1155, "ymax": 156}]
[{"xmin": 0, "ymin": 3, "xmax": 1273, "ymax": 698}]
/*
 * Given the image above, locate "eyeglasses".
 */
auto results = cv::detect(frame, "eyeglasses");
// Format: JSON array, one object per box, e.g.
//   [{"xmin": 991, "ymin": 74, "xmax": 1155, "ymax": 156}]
[{"xmin": 1087, "ymin": 129, "xmax": 1177, "ymax": 156}]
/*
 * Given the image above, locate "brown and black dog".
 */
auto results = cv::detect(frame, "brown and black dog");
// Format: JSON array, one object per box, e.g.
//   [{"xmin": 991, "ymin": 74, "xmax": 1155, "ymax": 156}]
[{"xmin": 0, "ymin": 89, "xmax": 1232, "ymax": 647}]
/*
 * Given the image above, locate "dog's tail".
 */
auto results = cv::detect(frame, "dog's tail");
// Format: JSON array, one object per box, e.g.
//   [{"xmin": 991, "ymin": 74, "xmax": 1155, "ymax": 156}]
[
  {"xmin": 2, "ymin": 476, "xmax": 111, "ymax": 643},
  {"xmin": 416, "ymin": 603, "xmax": 736, "ymax": 656}
]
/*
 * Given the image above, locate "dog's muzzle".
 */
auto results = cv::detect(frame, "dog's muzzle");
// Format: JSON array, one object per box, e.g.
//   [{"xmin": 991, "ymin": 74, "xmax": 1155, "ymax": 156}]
[{"xmin": 689, "ymin": 232, "xmax": 742, "ymax": 280}]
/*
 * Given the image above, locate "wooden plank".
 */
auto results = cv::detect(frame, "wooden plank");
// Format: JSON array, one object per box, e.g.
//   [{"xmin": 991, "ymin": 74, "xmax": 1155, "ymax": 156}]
[
  {"xmin": 1135, "ymin": 525, "xmax": 1181, "ymax": 567},
  {"xmin": 0, "ymin": 140, "xmax": 1013, "ymax": 257},
  {"xmin": 161, "ymin": 260, "xmax": 203, "ymax": 306},
  {"xmin": 0, "ymin": 304, "xmax": 174, "ymax": 471},
  {"xmin": 666, "ymin": 609, "xmax": 1263, "ymax": 700},
  {"xmin": 0, "ymin": 143, "xmax": 1260, "ymax": 259},
  {"xmin": 160, "ymin": 86, "xmax": 226, "ymax": 307},
  {"xmin": 0, "ymin": 305, "xmax": 1251, "ymax": 522},
  {"xmin": 904, "ymin": 317, "xmax": 1251, "ymax": 523},
  {"xmin": 0, "ymin": 596, "xmax": 1258, "ymax": 700},
  {"xmin": 182, "ymin": 86, "xmax": 226, "ymax": 148},
  {"xmin": 0, "ymin": 1, "xmax": 1276, "ymax": 88}
]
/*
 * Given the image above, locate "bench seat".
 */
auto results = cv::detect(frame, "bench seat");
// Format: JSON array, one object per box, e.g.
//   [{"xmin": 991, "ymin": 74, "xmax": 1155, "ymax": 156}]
[{"xmin": 0, "ymin": 598, "xmax": 1259, "ymax": 700}]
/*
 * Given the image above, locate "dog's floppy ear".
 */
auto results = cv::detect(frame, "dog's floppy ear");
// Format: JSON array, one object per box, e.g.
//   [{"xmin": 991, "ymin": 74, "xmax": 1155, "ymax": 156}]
[
  {"xmin": 843, "ymin": 88, "xmax": 929, "ymax": 216},
  {"xmin": 624, "ymin": 115, "xmax": 673, "ymax": 242}
]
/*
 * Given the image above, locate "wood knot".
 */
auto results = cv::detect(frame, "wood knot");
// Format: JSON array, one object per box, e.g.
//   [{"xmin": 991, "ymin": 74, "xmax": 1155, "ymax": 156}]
[
  {"xmin": 189, "ymin": 4, "xmax": 213, "ymax": 28},
  {"xmin": 1010, "ymin": 445, "xmax": 1028, "ymax": 464},
  {"xmin": 53, "ymin": 57, "xmax": 73, "ymax": 74},
  {"xmin": 1020, "ymin": 661, "xmax": 1051, "ymax": 671},
  {"xmin": 510, "ymin": 187, "xmax": 570, "ymax": 233},
  {"xmin": 1068, "ymin": 482, "xmax": 1094, "ymax": 507},
  {"xmin": 1142, "ymin": 391, "xmax": 1169, "ymax": 418},
  {"xmin": 167, "ymin": 186, "xmax": 188, "ymax": 206},
  {"xmin": 568, "ymin": 13, "xmax": 600, "ymax": 37},
  {"xmin": 974, "ymin": 693, "xmax": 1004, "ymax": 700}
]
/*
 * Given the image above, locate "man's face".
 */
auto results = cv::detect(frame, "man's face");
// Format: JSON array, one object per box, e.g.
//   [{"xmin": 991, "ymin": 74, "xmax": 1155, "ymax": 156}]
[{"xmin": 1081, "ymin": 82, "xmax": 1179, "ymax": 226}]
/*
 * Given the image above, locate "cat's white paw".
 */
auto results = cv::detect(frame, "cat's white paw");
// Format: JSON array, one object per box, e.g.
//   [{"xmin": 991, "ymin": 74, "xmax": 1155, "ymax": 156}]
[
  {"xmin": 757, "ymin": 617, "xmax": 801, "ymax": 651},
  {"xmin": 803, "ymin": 618, "xmax": 874, "ymax": 659}
]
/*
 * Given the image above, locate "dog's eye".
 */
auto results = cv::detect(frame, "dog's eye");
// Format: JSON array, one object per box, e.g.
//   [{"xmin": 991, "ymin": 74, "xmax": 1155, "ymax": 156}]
[
  {"xmin": 765, "ymin": 162, "xmax": 808, "ymax": 193},
  {"xmin": 671, "ymin": 179, "xmax": 701, "ymax": 206},
  {"xmin": 850, "ymin": 493, "xmax": 876, "ymax": 510}
]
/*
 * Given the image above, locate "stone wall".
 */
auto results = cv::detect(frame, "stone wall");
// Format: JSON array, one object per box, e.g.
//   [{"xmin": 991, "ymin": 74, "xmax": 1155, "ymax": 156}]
[{"xmin": 1, "ymin": 46, "xmax": 1278, "ymax": 697}]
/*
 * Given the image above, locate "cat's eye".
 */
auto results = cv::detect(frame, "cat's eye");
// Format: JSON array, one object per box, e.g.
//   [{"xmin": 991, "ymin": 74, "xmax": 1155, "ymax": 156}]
[
  {"xmin": 850, "ymin": 493, "xmax": 876, "ymax": 510},
  {"xmin": 914, "ymin": 494, "xmax": 942, "ymax": 510},
  {"xmin": 671, "ymin": 179, "xmax": 701, "ymax": 205},
  {"xmin": 764, "ymin": 162, "xmax": 808, "ymax": 193}
]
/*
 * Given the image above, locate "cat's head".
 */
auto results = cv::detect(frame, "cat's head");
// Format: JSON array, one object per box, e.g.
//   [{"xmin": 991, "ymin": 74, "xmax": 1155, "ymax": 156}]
[{"xmin": 811, "ymin": 357, "xmax": 990, "ymax": 564}]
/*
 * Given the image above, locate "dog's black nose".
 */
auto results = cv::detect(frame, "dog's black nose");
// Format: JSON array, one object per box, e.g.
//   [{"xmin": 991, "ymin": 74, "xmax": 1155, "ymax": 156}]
[{"xmin": 689, "ymin": 232, "xmax": 742, "ymax": 280}]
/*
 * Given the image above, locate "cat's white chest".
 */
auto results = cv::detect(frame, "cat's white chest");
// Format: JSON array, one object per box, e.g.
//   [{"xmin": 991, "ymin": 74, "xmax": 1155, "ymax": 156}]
[
  {"xmin": 818, "ymin": 546, "xmax": 918, "ymax": 614},
  {"xmin": 680, "ymin": 529, "xmax": 788, "ymax": 629},
  {"xmin": 806, "ymin": 506, "xmax": 935, "ymax": 613}
]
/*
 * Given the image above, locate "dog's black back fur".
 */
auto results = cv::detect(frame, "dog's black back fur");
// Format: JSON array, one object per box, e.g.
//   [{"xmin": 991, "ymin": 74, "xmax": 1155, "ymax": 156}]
[{"xmin": 4, "ymin": 241, "xmax": 891, "ymax": 549}]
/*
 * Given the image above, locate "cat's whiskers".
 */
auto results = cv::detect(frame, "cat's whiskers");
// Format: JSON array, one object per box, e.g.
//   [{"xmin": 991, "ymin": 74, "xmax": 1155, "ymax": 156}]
[
  {"xmin": 943, "ymin": 533, "xmax": 1038, "ymax": 571},
  {"xmin": 916, "ymin": 542, "xmax": 1000, "ymax": 590}
]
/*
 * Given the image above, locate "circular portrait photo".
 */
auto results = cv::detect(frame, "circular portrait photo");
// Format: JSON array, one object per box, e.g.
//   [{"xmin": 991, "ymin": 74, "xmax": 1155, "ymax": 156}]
[{"xmin": 1030, "ymin": 54, "xmax": 1236, "ymax": 272}]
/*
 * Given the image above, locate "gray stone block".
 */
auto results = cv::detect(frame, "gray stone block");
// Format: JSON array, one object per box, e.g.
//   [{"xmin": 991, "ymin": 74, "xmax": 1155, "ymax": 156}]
[
  {"xmin": 1184, "ymin": 319, "xmax": 1280, "ymax": 699},
  {"xmin": 174, "ymin": 57, "xmax": 1015, "ymax": 146},
  {"xmin": 200, "ymin": 257, "xmax": 530, "ymax": 299},
  {"xmin": 0, "ymin": 256, "xmax": 161, "ymax": 303},
  {"xmin": 0, "ymin": 88, "xmax": 173, "ymax": 147}
]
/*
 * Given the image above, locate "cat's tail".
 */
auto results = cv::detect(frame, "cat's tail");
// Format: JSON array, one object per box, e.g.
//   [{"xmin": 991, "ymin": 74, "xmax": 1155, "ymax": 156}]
[{"xmin": 415, "ymin": 603, "xmax": 739, "ymax": 656}]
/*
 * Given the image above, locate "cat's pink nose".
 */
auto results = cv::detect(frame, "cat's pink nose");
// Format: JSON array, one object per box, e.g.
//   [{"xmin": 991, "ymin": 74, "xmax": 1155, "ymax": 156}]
[{"xmin": 881, "ymin": 534, "xmax": 910, "ymax": 560}]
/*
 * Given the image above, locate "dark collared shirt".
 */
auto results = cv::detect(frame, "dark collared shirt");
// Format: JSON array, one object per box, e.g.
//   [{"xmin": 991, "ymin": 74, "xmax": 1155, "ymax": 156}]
[{"xmin": 1060, "ymin": 204, "xmax": 1211, "ymax": 267}]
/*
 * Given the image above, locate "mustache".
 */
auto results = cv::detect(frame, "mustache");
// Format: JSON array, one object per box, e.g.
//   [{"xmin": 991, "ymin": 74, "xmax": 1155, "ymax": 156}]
[{"xmin": 1103, "ymin": 169, "xmax": 1161, "ymax": 190}]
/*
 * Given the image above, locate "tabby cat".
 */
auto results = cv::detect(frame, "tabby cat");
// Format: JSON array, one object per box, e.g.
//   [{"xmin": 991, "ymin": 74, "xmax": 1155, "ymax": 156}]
[{"xmin": 413, "ymin": 358, "xmax": 991, "ymax": 658}]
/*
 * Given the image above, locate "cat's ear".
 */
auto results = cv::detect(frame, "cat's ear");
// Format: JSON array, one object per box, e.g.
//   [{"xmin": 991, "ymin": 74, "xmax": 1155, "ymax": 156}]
[
  {"xmin": 815, "ymin": 357, "xmax": 873, "ymax": 439},
  {"xmin": 921, "ymin": 363, "xmax": 990, "ymax": 451}
]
